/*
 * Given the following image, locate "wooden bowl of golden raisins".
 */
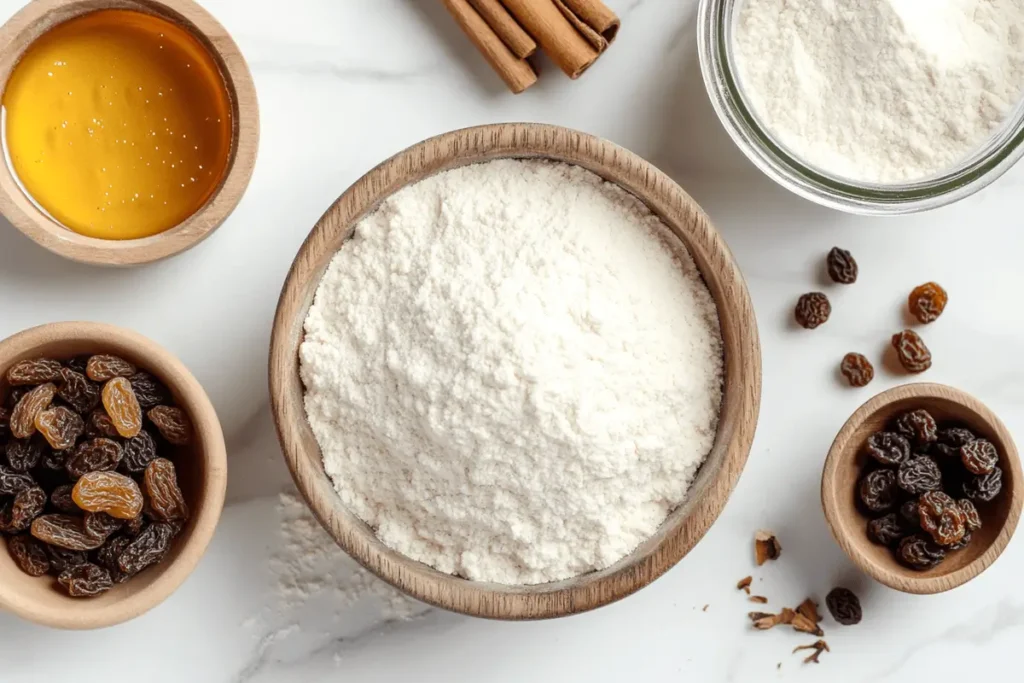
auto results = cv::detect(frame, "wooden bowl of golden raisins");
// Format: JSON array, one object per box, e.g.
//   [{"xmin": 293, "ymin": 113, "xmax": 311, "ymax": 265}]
[{"xmin": 0, "ymin": 322, "xmax": 226, "ymax": 629}]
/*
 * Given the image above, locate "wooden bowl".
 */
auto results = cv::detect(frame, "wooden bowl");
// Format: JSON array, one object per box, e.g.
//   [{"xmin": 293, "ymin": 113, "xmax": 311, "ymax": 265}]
[
  {"xmin": 269, "ymin": 123, "xmax": 762, "ymax": 619},
  {"xmin": 0, "ymin": 322, "xmax": 227, "ymax": 629},
  {"xmin": 0, "ymin": 0, "xmax": 259, "ymax": 266},
  {"xmin": 822, "ymin": 383, "xmax": 1023, "ymax": 594}
]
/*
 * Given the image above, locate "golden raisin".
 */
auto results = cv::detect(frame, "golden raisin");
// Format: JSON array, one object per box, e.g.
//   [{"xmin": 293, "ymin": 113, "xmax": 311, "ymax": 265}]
[
  {"xmin": 147, "ymin": 405, "xmax": 193, "ymax": 445},
  {"xmin": 85, "ymin": 355, "xmax": 136, "ymax": 382},
  {"xmin": 9, "ymin": 382, "xmax": 56, "ymax": 439},
  {"xmin": 34, "ymin": 406, "xmax": 85, "ymax": 450},
  {"xmin": 101, "ymin": 377, "xmax": 142, "ymax": 438},
  {"xmin": 144, "ymin": 458, "xmax": 189, "ymax": 522},
  {"xmin": 908, "ymin": 282, "xmax": 947, "ymax": 324},
  {"xmin": 72, "ymin": 471, "xmax": 144, "ymax": 520}
]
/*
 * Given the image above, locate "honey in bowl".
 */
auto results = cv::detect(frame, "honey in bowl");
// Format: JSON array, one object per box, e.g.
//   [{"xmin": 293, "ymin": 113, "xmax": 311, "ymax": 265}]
[{"xmin": 2, "ymin": 9, "xmax": 232, "ymax": 240}]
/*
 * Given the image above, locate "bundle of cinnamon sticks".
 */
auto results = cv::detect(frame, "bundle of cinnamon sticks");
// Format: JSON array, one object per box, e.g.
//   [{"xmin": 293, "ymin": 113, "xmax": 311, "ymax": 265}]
[{"xmin": 442, "ymin": 0, "xmax": 620, "ymax": 93}]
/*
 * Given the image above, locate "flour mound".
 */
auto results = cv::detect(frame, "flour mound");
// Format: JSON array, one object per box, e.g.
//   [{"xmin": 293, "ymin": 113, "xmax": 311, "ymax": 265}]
[{"xmin": 301, "ymin": 160, "xmax": 723, "ymax": 585}]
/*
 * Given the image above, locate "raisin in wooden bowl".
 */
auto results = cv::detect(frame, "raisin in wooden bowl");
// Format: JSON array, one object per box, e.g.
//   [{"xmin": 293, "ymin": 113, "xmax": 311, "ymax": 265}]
[
  {"xmin": 0, "ymin": 322, "xmax": 226, "ymax": 629},
  {"xmin": 822, "ymin": 384, "xmax": 1022, "ymax": 594}
]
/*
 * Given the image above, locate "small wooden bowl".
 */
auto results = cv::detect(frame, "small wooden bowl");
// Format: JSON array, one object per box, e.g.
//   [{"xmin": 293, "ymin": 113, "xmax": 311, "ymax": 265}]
[
  {"xmin": 822, "ymin": 383, "xmax": 1023, "ymax": 594},
  {"xmin": 0, "ymin": 0, "xmax": 259, "ymax": 266},
  {"xmin": 0, "ymin": 322, "xmax": 227, "ymax": 629},
  {"xmin": 269, "ymin": 123, "xmax": 762, "ymax": 619}
]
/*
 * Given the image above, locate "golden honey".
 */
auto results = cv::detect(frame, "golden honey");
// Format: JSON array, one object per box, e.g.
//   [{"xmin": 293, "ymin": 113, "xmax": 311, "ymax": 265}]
[{"xmin": 2, "ymin": 10, "xmax": 232, "ymax": 240}]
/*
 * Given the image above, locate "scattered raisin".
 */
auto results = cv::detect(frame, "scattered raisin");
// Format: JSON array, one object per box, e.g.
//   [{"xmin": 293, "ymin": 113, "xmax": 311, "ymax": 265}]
[
  {"xmin": 6, "ymin": 359, "xmax": 62, "ymax": 386},
  {"xmin": 0, "ymin": 465, "xmax": 35, "ymax": 495},
  {"xmin": 7, "ymin": 534, "xmax": 50, "ymax": 576},
  {"xmin": 72, "ymin": 471, "xmax": 144, "ymax": 520},
  {"xmin": 9, "ymin": 382, "xmax": 56, "ymax": 439},
  {"xmin": 895, "ymin": 409, "xmax": 938, "ymax": 446},
  {"xmin": 795, "ymin": 293, "xmax": 831, "ymax": 329},
  {"xmin": 918, "ymin": 491, "xmax": 966, "ymax": 546},
  {"xmin": 867, "ymin": 513, "xmax": 903, "ymax": 546},
  {"xmin": 30, "ymin": 514, "xmax": 105, "ymax": 551},
  {"xmin": 826, "ymin": 247, "xmax": 858, "ymax": 284},
  {"xmin": 144, "ymin": 458, "xmax": 189, "ymax": 522},
  {"xmin": 963, "ymin": 466, "xmax": 1003, "ymax": 502},
  {"xmin": 891, "ymin": 330, "xmax": 932, "ymax": 373},
  {"xmin": 46, "ymin": 545, "xmax": 88, "ymax": 574},
  {"xmin": 897, "ymin": 456, "xmax": 942, "ymax": 495},
  {"xmin": 86, "ymin": 409, "xmax": 120, "ymax": 439},
  {"xmin": 34, "ymin": 406, "xmax": 85, "ymax": 450},
  {"xmin": 83, "ymin": 512, "xmax": 124, "ymax": 541},
  {"xmin": 6, "ymin": 486, "xmax": 47, "ymax": 532},
  {"xmin": 50, "ymin": 484, "xmax": 77, "ymax": 513},
  {"xmin": 898, "ymin": 534, "xmax": 946, "ymax": 570},
  {"xmin": 57, "ymin": 367, "xmax": 100, "ymax": 414},
  {"xmin": 147, "ymin": 405, "xmax": 193, "ymax": 446},
  {"xmin": 960, "ymin": 439, "xmax": 998, "ymax": 475},
  {"xmin": 66, "ymin": 438, "xmax": 122, "ymax": 479},
  {"xmin": 957, "ymin": 499, "xmax": 982, "ymax": 533},
  {"xmin": 825, "ymin": 587, "xmax": 862, "ymax": 625},
  {"xmin": 101, "ymin": 377, "xmax": 142, "ymax": 438},
  {"xmin": 908, "ymin": 282, "xmax": 948, "ymax": 324},
  {"xmin": 5, "ymin": 437, "xmax": 44, "ymax": 472},
  {"xmin": 129, "ymin": 372, "xmax": 170, "ymax": 410},
  {"xmin": 85, "ymin": 355, "xmax": 136, "ymax": 382},
  {"xmin": 118, "ymin": 522, "xmax": 177, "ymax": 575},
  {"xmin": 840, "ymin": 353, "xmax": 874, "ymax": 387},
  {"xmin": 58, "ymin": 563, "xmax": 113, "ymax": 597},
  {"xmin": 121, "ymin": 429, "xmax": 158, "ymax": 473},
  {"xmin": 860, "ymin": 469, "xmax": 898, "ymax": 512},
  {"xmin": 865, "ymin": 432, "xmax": 910, "ymax": 466}
]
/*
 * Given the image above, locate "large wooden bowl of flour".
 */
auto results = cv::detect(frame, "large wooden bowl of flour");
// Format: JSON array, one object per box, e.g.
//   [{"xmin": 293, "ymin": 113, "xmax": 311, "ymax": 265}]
[{"xmin": 269, "ymin": 123, "xmax": 761, "ymax": 619}]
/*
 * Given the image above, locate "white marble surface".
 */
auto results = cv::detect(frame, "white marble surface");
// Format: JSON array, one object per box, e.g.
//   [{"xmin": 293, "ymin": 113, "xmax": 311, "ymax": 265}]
[{"xmin": 1, "ymin": 0, "xmax": 1023, "ymax": 680}]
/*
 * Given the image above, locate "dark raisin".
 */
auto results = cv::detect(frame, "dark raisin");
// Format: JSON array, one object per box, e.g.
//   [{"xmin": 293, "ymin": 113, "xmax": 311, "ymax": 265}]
[
  {"xmin": 30, "ymin": 514, "xmax": 105, "ymax": 551},
  {"xmin": 66, "ymin": 356, "xmax": 90, "ymax": 374},
  {"xmin": 895, "ymin": 410, "xmax": 938, "ymax": 446},
  {"xmin": 6, "ymin": 359, "xmax": 63, "ymax": 386},
  {"xmin": 5, "ymin": 437, "xmax": 44, "ymax": 472},
  {"xmin": 898, "ymin": 534, "xmax": 946, "ymax": 570},
  {"xmin": 147, "ymin": 406, "xmax": 192, "ymax": 445},
  {"xmin": 94, "ymin": 535, "xmax": 133, "ymax": 582},
  {"xmin": 891, "ymin": 330, "xmax": 932, "ymax": 373},
  {"xmin": 0, "ymin": 406, "xmax": 10, "ymax": 440},
  {"xmin": 85, "ymin": 355, "xmax": 136, "ymax": 382},
  {"xmin": 50, "ymin": 484, "xmax": 78, "ymax": 513},
  {"xmin": 121, "ymin": 429, "xmax": 158, "ymax": 474},
  {"xmin": 897, "ymin": 456, "xmax": 942, "ymax": 495},
  {"xmin": 4, "ymin": 387, "xmax": 29, "ymax": 410},
  {"xmin": 0, "ymin": 465, "xmax": 35, "ymax": 495},
  {"xmin": 57, "ymin": 367, "xmax": 100, "ymax": 414},
  {"xmin": 5, "ymin": 486, "xmax": 47, "ymax": 532},
  {"xmin": 118, "ymin": 521, "xmax": 177, "ymax": 575},
  {"xmin": 840, "ymin": 353, "xmax": 874, "ymax": 387},
  {"xmin": 129, "ymin": 372, "xmax": 170, "ymax": 410},
  {"xmin": 865, "ymin": 432, "xmax": 910, "ymax": 466},
  {"xmin": 83, "ymin": 512, "xmax": 124, "ymax": 541},
  {"xmin": 938, "ymin": 428, "xmax": 976, "ymax": 448},
  {"xmin": 918, "ymin": 491, "xmax": 966, "ymax": 546},
  {"xmin": 45, "ymin": 544, "xmax": 88, "ymax": 574},
  {"xmin": 825, "ymin": 587, "xmax": 862, "ymax": 625},
  {"xmin": 66, "ymin": 438, "xmax": 122, "ymax": 479},
  {"xmin": 960, "ymin": 439, "xmax": 998, "ymax": 475},
  {"xmin": 908, "ymin": 282, "xmax": 947, "ymax": 324},
  {"xmin": 826, "ymin": 247, "xmax": 858, "ymax": 284},
  {"xmin": 957, "ymin": 499, "xmax": 982, "ymax": 532},
  {"xmin": 58, "ymin": 562, "xmax": 113, "ymax": 597},
  {"xmin": 947, "ymin": 532, "xmax": 972, "ymax": 551},
  {"xmin": 867, "ymin": 513, "xmax": 904, "ymax": 546},
  {"xmin": 40, "ymin": 447, "xmax": 70, "ymax": 472},
  {"xmin": 795, "ymin": 292, "xmax": 831, "ymax": 329},
  {"xmin": 85, "ymin": 409, "xmax": 120, "ymax": 439},
  {"xmin": 860, "ymin": 469, "xmax": 898, "ymax": 512},
  {"xmin": 7, "ymin": 534, "xmax": 50, "ymax": 576},
  {"xmin": 963, "ymin": 466, "xmax": 1003, "ymax": 502},
  {"xmin": 900, "ymin": 499, "xmax": 920, "ymax": 529}
]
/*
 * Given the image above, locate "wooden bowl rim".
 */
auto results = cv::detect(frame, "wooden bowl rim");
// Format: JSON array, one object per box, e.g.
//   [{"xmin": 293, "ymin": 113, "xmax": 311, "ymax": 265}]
[
  {"xmin": 268, "ymin": 123, "xmax": 762, "ymax": 619},
  {"xmin": 821, "ymin": 382, "xmax": 1023, "ymax": 594},
  {"xmin": 0, "ymin": 0, "xmax": 259, "ymax": 267},
  {"xmin": 0, "ymin": 322, "xmax": 227, "ymax": 629}
]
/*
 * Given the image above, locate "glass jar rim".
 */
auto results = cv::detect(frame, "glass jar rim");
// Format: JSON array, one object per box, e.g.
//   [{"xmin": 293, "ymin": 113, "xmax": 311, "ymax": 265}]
[{"xmin": 697, "ymin": 0, "xmax": 1024, "ymax": 215}]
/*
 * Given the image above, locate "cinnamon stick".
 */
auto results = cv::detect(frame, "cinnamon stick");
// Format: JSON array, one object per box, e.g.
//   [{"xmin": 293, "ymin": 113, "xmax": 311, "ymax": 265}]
[
  {"xmin": 501, "ymin": 0, "xmax": 599, "ymax": 79},
  {"xmin": 442, "ymin": 0, "xmax": 538, "ymax": 93},
  {"xmin": 561, "ymin": 0, "xmax": 620, "ymax": 42},
  {"xmin": 467, "ymin": 0, "xmax": 537, "ymax": 59},
  {"xmin": 553, "ymin": 0, "xmax": 607, "ymax": 52}
]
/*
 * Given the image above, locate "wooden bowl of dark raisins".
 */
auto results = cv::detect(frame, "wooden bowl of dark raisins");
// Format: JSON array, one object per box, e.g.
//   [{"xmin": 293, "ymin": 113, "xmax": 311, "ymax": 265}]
[
  {"xmin": 0, "ymin": 322, "xmax": 226, "ymax": 628},
  {"xmin": 822, "ymin": 383, "xmax": 1022, "ymax": 594}
]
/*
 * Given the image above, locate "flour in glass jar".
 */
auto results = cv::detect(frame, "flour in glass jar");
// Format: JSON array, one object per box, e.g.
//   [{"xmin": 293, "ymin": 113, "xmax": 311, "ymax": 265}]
[{"xmin": 300, "ymin": 159, "xmax": 723, "ymax": 585}]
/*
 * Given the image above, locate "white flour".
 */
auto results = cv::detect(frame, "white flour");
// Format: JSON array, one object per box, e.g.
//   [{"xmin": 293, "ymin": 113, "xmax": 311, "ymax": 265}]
[
  {"xmin": 733, "ymin": 0, "xmax": 1024, "ymax": 183},
  {"xmin": 301, "ymin": 160, "xmax": 723, "ymax": 585}
]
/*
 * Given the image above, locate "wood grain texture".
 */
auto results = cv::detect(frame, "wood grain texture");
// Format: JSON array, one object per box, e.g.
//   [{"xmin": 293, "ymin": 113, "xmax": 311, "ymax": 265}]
[
  {"xmin": 0, "ymin": 322, "xmax": 227, "ymax": 629},
  {"xmin": 822, "ymin": 383, "xmax": 1022, "ymax": 595},
  {"xmin": 0, "ymin": 0, "xmax": 259, "ymax": 267},
  {"xmin": 268, "ymin": 123, "xmax": 762, "ymax": 620},
  {"xmin": 467, "ymin": 0, "xmax": 536, "ymax": 58}
]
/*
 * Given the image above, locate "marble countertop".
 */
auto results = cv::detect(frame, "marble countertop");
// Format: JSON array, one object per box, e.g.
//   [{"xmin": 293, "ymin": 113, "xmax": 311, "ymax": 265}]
[{"xmin": 1, "ymin": 0, "xmax": 1023, "ymax": 680}]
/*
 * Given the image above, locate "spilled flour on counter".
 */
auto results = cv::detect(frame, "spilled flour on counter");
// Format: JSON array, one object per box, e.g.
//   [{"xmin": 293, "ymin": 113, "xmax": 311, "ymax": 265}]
[{"xmin": 301, "ymin": 159, "xmax": 724, "ymax": 585}]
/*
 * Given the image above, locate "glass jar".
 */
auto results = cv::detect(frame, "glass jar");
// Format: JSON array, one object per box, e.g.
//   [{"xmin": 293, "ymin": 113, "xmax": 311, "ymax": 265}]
[{"xmin": 697, "ymin": 0, "xmax": 1024, "ymax": 215}]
